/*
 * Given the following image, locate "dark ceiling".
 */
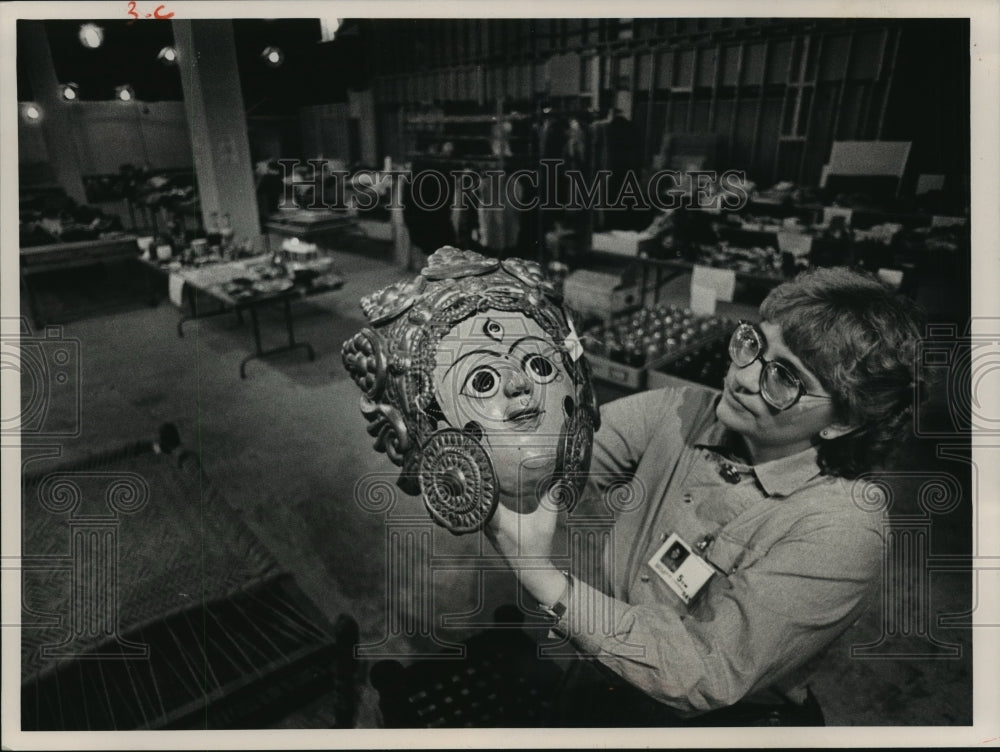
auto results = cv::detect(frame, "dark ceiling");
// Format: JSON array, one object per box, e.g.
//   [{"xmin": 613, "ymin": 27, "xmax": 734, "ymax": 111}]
[{"xmin": 18, "ymin": 19, "xmax": 367, "ymax": 115}]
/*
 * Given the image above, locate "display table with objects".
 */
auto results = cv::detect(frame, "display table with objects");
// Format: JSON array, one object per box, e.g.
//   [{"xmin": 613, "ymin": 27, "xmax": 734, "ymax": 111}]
[
  {"xmin": 142, "ymin": 252, "xmax": 345, "ymax": 378},
  {"xmin": 264, "ymin": 208, "xmax": 360, "ymax": 250},
  {"xmin": 576, "ymin": 172, "xmax": 969, "ymax": 307}
]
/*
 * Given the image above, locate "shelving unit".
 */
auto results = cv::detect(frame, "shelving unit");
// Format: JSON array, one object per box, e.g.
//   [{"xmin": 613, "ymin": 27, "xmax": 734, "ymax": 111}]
[
  {"xmin": 400, "ymin": 101, "xmax": 532, "ymax": 170},
  {"xmin": 369, "ymin": 19, "xmax": 923, "ymax": 190}
]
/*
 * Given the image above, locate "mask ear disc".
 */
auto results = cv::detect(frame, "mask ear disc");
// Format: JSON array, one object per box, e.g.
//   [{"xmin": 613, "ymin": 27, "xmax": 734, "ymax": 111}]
[
  {"xmin": 419, "ymin": 429, "xmax": 499, "ymax": 534},
  {"xmin": 552, "ymin": 407, "xmax": 594, "ymax": 514},
  {"xmin": 440, "ymin": 467, "xmax": 467, "ymax": 497}
]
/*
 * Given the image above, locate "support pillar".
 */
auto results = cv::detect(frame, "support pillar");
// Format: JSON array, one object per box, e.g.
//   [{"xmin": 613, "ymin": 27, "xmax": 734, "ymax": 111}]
[
  {"xmin": 19, "ymin": 21, "xmax": 88, "ymax": 205},
  {"xmin": 172, "ymin": 20, "xmax": 261, "ymax": 245}
]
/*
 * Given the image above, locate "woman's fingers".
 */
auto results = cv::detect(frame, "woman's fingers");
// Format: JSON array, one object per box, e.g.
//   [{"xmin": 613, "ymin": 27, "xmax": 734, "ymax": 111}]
[{"xmin": 485, "ymin": 491, "xmax": 560, "ymax": 561}]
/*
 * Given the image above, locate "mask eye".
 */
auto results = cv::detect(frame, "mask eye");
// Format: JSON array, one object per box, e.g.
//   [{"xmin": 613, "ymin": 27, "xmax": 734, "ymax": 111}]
[
  {"xmin": 524, "ymin": 354, "xmax": 557, "ymax": 384},
  {"xmin": 483, "ymin": 319, "xmax": 504, "ymax": 342},
  {"xmin": 461, "ymin": 366, "xmax": 501, "ymax": 398}
]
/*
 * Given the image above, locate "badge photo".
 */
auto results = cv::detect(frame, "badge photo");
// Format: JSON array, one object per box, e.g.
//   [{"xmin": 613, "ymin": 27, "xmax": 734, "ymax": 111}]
[{"xmin": 648, "ymin": 533, "xmax": 716, "ymax": 605}]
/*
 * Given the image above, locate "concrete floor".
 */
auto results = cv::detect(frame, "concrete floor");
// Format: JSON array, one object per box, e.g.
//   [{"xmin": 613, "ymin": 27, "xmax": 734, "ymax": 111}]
[{"xmin": 17, "ymin": 242, "xmax": 974, "ymax": 727}]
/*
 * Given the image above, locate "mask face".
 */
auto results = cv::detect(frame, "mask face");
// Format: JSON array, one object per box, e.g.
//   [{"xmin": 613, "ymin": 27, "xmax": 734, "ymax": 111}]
[
  {"xmin": 343, "ymin": 247, "xmax": 600, "ymax": 533},
  {"xmin": 433, "ymin": 312, "xmax": 575, "ymax": 505}
]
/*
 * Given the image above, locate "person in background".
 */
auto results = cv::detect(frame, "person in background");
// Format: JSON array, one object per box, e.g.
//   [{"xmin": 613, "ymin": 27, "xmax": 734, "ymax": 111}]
[
  {"xmin": 255, "ymin": 159, "xmax": 284, "ymax": 222},
  {"xmin": 485, "ymin": 266, "xmax": 925, "ymax": 726},
  {"xmin": 402, "ymin": 151, "xmax": 457, "ymax": 269}
]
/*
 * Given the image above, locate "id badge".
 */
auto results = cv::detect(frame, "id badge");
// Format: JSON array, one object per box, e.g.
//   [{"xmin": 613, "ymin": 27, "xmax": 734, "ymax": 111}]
[{"xmin": 648, "ymin": 533, "xmax": 715, "ymax": 605}]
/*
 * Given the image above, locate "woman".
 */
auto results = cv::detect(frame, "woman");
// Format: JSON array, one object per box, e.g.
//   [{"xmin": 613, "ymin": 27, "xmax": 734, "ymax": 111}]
[{"xmin": 486, "ymin": 266, "xmax": 925, "ymax": 726}]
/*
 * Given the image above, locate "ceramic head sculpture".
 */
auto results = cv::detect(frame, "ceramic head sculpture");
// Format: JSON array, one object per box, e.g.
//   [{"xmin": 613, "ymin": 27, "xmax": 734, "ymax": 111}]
[{"xmin": 342, "ymin": 247, "xmax": 600, "ymax": 534}]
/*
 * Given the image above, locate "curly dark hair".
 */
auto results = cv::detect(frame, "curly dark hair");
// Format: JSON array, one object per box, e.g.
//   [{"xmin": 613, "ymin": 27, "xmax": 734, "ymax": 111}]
[{"xmin": 759, "ymin": 266, "xmax": 926, "ymax": 478}]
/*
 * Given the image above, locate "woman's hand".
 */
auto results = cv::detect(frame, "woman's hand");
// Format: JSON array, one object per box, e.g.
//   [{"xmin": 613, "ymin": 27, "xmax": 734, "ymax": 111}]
[
  {"xmin": 486, "ymin": 492, "xmax": 559, "ymax": 565},
  {"xmin": 485, "ymin": 492, "xmax": 571, "ymax": 610}
]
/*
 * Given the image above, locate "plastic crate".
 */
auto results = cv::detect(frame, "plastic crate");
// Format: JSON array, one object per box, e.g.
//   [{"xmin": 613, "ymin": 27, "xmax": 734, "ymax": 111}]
[
  {"xmin": 649, "ymin": 332, "xmax": 731, "ymax": 389},
  {"xmin": 582, "ymin": 306, "xmax": 735, "ymax": 391}
]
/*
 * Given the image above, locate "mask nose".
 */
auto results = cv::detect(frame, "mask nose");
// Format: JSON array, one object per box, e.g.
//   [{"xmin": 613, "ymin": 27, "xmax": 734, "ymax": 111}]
[{"xmin": 503, "ymin": 368, "xmax": 532, "ymax": 398}]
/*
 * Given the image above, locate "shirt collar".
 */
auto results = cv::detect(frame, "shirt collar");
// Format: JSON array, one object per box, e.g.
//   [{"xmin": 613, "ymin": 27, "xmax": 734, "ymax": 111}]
[
  {"xmin": 750, "ymin": 444, "xmax": 823, "ymax": 497},
  {"xmin": 693, "ymin": 402, "xmax": 823, "ymax": 498}
]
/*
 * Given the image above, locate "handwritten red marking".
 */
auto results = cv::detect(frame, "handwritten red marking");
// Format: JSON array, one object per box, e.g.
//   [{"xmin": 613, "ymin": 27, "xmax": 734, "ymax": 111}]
[{"xmin": 127, "ymin": 1, "xmax": 174, "ymax": 20}]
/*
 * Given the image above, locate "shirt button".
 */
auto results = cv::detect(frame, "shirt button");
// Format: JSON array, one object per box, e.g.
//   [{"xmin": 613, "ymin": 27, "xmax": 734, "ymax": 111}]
[
  {"xmin": 683, "ymin": 493, "xmax": 692, "ymax": 504},
  {"xmin": 730, "ymin": 565, "xmax": 738, "ymax": 574},
  {"xmin": 640, "ymin": 574, "xmax": 650, "ymax": 582}
]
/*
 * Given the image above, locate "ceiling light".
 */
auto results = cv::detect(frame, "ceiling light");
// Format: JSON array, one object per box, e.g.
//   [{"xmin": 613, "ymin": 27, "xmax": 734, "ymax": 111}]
[
  {"xmin": 60, "ymin": 83, "xmax": 80, "ymax": 102},
  {"xmin": 261, "ymin": 46, "xmax": 284, "ymax": 67},
  {"xmin": 79, "ymin": 23, "xmax": 104, "ymax": 49},
  {"xmin": 22, "ymin": 103, "xmax": 42, "ymax": 122},
  {"xmin": 115, "ymin": 85, "xmax": 135, "ymax": 102},
  {"xmin": 320, "ymin": 17, "xmax": 341, "ymax": 42},
  {"xmin": 157, "ymin": 46, "xmax": 177, "ymax": 64}
]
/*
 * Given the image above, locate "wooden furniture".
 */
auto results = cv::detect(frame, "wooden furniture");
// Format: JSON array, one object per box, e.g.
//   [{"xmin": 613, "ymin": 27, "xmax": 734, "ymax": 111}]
[
  {"xmin": 20, "ymin": 426, "xmax": 359, "ymax": 730},
  {"xmin": 19, "ymin": 235, "xmax": 140, "ymax": 326}
]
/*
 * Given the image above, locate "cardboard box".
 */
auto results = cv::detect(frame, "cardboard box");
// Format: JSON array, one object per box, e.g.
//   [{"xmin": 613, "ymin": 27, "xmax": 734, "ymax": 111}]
[
  {"xmin": 776, "ymin": 231, "xmax": 813, "ymax": 257},
  {"xmin": 586, "ymin": 353, "xmax": 647, "ymax": 390},
  {"xmin": 564, "ymin": 270, "xmax": 640, "ymax": 319},
  {"xmin": 591, "ymin": 230, "xmax": 659, "ymax": 257},
  {"xmin": 646, "ymin": 369, "xmax": 699, "ymax": 391},
  {"xmin": 357, "ymin": 218, "xmax": 393, "ymax": 241}
]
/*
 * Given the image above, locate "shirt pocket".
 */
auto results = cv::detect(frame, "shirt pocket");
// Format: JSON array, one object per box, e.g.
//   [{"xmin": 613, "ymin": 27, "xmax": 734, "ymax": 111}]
[{"xmin": 705, "ymin": 534, "xmax": 754, "ymax": 576}]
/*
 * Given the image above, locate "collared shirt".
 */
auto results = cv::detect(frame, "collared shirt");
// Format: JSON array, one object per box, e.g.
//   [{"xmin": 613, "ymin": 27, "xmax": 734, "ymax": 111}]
[{"xmin": 559, "ymin": 385, "xmax": 885, "ymax": 716}]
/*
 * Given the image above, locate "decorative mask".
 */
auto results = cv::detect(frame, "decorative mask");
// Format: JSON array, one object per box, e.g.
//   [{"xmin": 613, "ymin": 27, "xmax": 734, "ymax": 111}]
[{"xmin": 342, "ymin": 247, "xmax": 600, "ymax": 534}]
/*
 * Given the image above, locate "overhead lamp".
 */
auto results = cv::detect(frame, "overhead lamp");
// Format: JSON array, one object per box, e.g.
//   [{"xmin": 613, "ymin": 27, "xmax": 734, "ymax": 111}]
[
  {"xmin": 79, "ymin": 23, "xmax": 104, "ymax": 49},
  {"xmin": 21, "ymin": 102, "xmax": 43, "ymax": 122},
  {"xmin": 157, "ymin": 46, "xmax": 178, "ymax": 64},
  {"xmin": 261, "ymin": 46, "xmax": 284, "ymax": 67},
  {"xmin": 319, "ymin": 17, "xmax": 341, "ymax": 42},
  {"xmin": 59, "ymin": 82, "xmax": 80, "ymax": 102},
  {"xmin": 115, "ymin": 84, "xmax": 135, "ymax": 102}
]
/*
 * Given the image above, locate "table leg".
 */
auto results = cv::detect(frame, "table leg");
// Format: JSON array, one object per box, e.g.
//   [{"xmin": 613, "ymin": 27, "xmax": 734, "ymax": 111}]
[
  {"xmin": 284, "ymin": 298, "xmax": 296, "ymax": 345},
  {"xmin": 283, "ymin": 297, "xmax": 315, "ymax": 361},
  {"xmin": 239, "ymin": 297, "xmax": 315, "ymax": 379},
  {"xmin": 21, "ymin": 273, "xmax": 45, "ymax": 329},
  {"xmin": 145, "ymin": 261, "xmax": 161, "ymax": 306},
  {"xmin": 250, "ymin": 306, "xmax": 263, "ymax": 354},
  {"xmin": 177, "ymin": 287, "xmax": 198, "ymax": 338},
  {"xmin": 177, "ymin": 290, "xmax": 233, "ymax": 337},
  {"xmin": 240, "ymin": 306, "xmax": 263, "ymax": 379}
]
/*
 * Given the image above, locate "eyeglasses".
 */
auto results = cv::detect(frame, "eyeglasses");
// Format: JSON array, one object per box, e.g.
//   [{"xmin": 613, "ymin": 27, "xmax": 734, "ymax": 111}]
[{"xmin": 728, "ymin": 321, "xmax": 832, "ymax": 411}]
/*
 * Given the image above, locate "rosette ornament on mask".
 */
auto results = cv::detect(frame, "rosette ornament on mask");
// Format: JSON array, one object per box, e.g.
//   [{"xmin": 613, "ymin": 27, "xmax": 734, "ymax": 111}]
[{"xmin": 341, "ymin": 247, "xmax": 600, "ymax": 534}]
